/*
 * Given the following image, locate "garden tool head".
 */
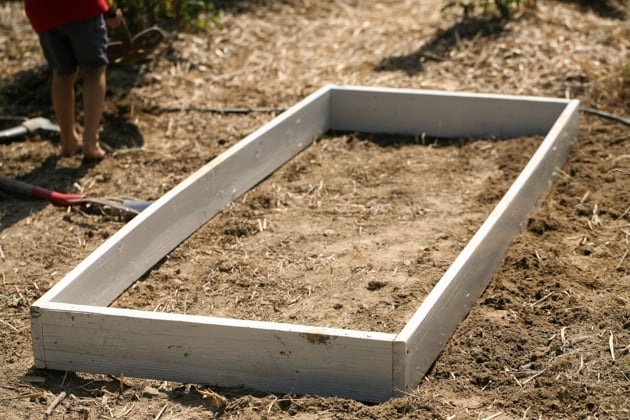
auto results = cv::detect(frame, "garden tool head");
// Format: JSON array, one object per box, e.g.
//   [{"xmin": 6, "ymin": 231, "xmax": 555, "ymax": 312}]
[
  {"xmin": 0, "ymin": 117, "xmax": 59, "ymax": 141},
  {"xmin": 107, "ymin": 18, "xmax": 166, "ymax": 64}
]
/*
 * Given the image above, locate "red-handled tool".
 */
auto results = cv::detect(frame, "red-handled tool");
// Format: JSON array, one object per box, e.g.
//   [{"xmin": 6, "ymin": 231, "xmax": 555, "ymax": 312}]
[{"xmin": 0, "ymin": 175, "xmax": 151, "ymax": 215}]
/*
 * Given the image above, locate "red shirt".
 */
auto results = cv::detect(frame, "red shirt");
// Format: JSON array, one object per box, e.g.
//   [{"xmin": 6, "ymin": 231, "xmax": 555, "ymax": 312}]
[{"xmin": 24, "ymin": 0, "xmax": 109, "ymax": 33}]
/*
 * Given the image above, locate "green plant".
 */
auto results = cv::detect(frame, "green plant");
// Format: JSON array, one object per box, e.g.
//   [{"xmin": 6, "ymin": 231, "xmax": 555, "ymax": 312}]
[
  {"xmin": 483, "ymin": 0, "xmax": 520, "ymax": 19},
  {"xmin": 112, "ymin": 0, "xmax": 220, "ymax": 32},
  {"xmin": 442, "ymin": 0, "xmax": 530, "ymax": 19}
]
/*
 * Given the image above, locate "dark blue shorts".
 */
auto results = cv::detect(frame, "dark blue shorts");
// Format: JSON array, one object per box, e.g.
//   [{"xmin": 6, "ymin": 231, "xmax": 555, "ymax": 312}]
[{"xmin": 38, "ymin": 15, "xmax": 108, "ymax": 76}]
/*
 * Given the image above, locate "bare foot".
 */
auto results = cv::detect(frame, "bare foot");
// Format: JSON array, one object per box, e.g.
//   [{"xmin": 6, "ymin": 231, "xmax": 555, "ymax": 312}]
[
  {"xmin": 60, "ymin": 133, "xmax": 82, "ymax": 157},
  {"xmin": 83, "ymin": 141, "xmax": 106, "ymax": 160}
]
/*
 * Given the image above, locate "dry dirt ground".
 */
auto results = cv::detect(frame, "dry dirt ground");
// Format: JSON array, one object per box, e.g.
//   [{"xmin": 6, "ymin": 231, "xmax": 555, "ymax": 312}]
[{"xmin": 1, "ymin": 0, "xmax": 629, "ymax": 419}]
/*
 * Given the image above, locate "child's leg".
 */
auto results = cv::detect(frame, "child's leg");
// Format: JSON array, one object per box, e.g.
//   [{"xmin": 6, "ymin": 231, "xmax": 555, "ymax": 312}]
[
  {"xmin": 81, "ymin": 65, "xmax": 106, "ymax": 160},
  {"xmin": 51, "ymin": 15, "xmax": 109, "ymax": 160},
  {"xmin": 37, "ymin": 27, "xmax": 82, "ymax": 157},
  {"xmin": 51, "ymin": 69, "xmax": 82, "ymax": 156}
]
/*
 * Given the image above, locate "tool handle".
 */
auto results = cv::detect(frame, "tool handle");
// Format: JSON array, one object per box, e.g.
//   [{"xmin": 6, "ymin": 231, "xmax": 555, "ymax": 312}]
[
  {"xmin": 105, "ymin": 0, "xmax": 118, "ymax": 18},
  {"xmin": 119, "ymin": 18, "xmax": 133, "ymax": 48},
  {"xmin": 105, "ymin": 7, "xmax": 117, "ymax": 19},
  {"xmin": 0, "ymin": 125, "xmax": 27, "ymax": 140},
  {"xmin": 104, "ymin": 2, "xmax": 131, "ymax": 45},
  {"xmin": 0, "ymin": 175, "xmax": 85, "ymax": 207},
  {"xmin": 0, "ymin": 175, "xmax": 33, "ymax": 198},
  {"xmin": 32, "ymin": 187, "xmax": 86, "ymax": 207}
]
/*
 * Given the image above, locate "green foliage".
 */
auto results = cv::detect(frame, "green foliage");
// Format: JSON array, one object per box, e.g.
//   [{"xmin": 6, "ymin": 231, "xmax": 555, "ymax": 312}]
[
  {"xmin": 112, "ymin": 0, "xmax": 220, "ymax": 32},
  {"xmin": 442, "ymin": 0, "xmax": 526, "ymax": 19},
  {"xmin": 620, "ymin": 58, "xmax": 630, "ymax": 105},
  {"xmin": 483, "ymin": 0, "xmax": 521, "ymax": 18}
]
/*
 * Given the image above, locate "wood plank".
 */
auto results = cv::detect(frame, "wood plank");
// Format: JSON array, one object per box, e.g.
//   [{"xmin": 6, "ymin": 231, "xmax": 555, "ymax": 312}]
[
  {"xmin": 33, "ymin": 304, "xmax": 396, "ymax": 402},
  {"xmin": 393, "ymin": 100, "xmax": 580, "ymax": 393},
  {"xmin": 36, "ymin": 86, "xmax": 333, "ymax": 306},
  {"xmin": 330, "ymin": 86, "xmax": 570, "ymax": 138}
]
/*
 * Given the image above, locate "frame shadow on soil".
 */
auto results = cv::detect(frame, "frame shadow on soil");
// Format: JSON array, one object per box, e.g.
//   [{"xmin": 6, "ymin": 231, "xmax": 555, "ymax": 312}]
[
  {"xmin": 23, "ymin": 366, "xmax": 361, "ymax": 416},
  {"xmin": 339, "ymin": 130, "xmax": 481, "ymax": 149}
]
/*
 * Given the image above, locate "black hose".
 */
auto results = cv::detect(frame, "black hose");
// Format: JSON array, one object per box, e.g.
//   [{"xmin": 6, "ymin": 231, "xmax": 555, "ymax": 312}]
[
  {"xmin": 580, "ymin": 108, "xmax": 630, "ymax": 126},
  {"xmin": 152, "ymin": 106, "xmax": 287, "ymax": 114}
]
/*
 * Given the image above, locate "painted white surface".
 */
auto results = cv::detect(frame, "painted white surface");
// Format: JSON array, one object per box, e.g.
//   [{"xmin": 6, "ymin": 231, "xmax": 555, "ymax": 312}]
[
  {"xmin": 37, "ymin": 86, "xmax": 332, "ymax": 306},
  {"xmin": 394, "ymin": 100, "xmax": 580, "ymax": 392},
  {"xmin": 30, "ymin": 85, "xmax": 579, "ymax": 402},
  {"xmin": 34, "ymin": 304, "xmax": 396, "ymax": 401},
  {"xmin": 330, "ymin": 86, "xmax": 570, "ymax": 138}
]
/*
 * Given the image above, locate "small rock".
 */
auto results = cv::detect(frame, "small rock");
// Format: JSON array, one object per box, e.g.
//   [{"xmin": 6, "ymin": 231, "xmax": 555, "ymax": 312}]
[{"xmin": 142, "ymin": 386, "xmax": 161, "ymax": 398}]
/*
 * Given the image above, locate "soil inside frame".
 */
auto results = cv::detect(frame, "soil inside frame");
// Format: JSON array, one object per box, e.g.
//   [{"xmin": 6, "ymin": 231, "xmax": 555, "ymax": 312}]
[{"xmin": 112, "ymin": 132, "xmax": 542, "ymax": 334}]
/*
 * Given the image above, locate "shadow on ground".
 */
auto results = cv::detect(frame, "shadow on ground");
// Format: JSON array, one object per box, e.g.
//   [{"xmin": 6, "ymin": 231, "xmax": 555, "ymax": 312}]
[
  {"xmin": 553, "ymin": 0, "xmax": 628, "ymax": 19},
  {"xmin": 0, "ymin": 63, "xmax": 146, "ymax": 232},
  {"xmin": 375, "ymin": 16, "xmax": 508, "ymax": 76}
]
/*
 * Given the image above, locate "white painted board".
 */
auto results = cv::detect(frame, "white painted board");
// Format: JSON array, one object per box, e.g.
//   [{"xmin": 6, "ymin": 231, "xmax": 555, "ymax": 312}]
[
  {"xmin": 393, "ymin": 100, "xmax": 580, "ymax": 393},
  {"xmin": 30, "ymin": 85, "xmax": 580, "ymax": 402},
  {"xmin": 39, "ymin": 86, "xmax": 332, "ymax": 306},
  {"xmin": 33, "ymin": 304, "xmax": 396, "ymax": 402},
  {"xmin": 330, "ymin": 86, "xmax": 570, "ymax": 138}
]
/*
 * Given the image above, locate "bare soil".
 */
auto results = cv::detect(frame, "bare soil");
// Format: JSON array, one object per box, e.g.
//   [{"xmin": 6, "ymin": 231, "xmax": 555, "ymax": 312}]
[{"xmin": 1, "ymin": 1, "xmax": 628, "ymax": 419}]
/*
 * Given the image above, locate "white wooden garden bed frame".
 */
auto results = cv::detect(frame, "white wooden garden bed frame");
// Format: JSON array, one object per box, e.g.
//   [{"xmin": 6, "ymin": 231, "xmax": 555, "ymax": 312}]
[{"xmin": 30, "ymin": 85, "xmax": 579, "ymax": 402}]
